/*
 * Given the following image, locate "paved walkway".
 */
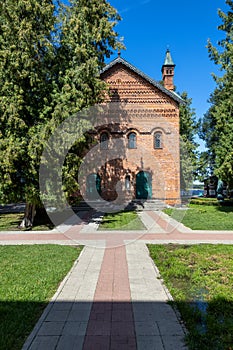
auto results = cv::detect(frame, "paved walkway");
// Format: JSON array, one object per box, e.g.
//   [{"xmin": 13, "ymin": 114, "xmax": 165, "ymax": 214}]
[{"xmin": 1, "ymin": 209, "xmax": 233, "ymax": 349}]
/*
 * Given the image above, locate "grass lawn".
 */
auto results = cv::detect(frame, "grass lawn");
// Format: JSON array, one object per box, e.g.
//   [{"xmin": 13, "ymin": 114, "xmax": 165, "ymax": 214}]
[
  {"xmin": 0, "ymin": 245, "xmax": 83, "ymax": 350},
  {"xmin": 164, "ymin": 203, "xmax": 233, "ymax": 230},
  {"xmin": 98, "ymin": 210, "xmax": 146, "ymax": 230},
  {"xmin": 148, "ymin": 244, "xmax": 233, "ymax": 350}
]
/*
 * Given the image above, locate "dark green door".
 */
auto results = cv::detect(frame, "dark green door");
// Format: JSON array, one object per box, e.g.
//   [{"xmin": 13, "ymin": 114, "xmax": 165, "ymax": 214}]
[
  {"xmin": 136, "ymin": 171, "xmax": 152, "ymax": 199},
  {"xmin": 86, "ymin": 173, "xmax": 101, "ymax": 199}
]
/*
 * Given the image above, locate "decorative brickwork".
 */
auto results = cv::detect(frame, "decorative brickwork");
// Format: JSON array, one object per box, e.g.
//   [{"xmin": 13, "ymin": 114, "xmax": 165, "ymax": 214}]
[{"xmin": 85, "ymin": 57, "xmax": 182, "ymax": 206}]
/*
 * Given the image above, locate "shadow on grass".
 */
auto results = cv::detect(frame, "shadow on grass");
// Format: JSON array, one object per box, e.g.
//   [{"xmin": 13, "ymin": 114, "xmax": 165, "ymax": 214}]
[
  {"xmin": 216, "ymin": 204, "xmax": 233, "ymax": 213},
  {"xmin": 174, "ymin": 297, "xmax": 233, "ymax": 350},
  {"xmin": 0, "ymin": 213, "xmax": 24, "ymax": 231},
  {"xmin": 0, "ymin": 207, "xmax": 96, "ymax": 231},
  {"xmin": 1, "ymin": 299, "xmax": 232, "ymax": 350},
  {"xmin": 3, "ymin": 300, "xmax": 185, "ymax": 350},
  {"xmin": 0, "ymin": 300, "xmax": 48, "ymax": 350},
  {"xmin": 101, "ymin": 219, "xmax": 116, "ymax": 224}
]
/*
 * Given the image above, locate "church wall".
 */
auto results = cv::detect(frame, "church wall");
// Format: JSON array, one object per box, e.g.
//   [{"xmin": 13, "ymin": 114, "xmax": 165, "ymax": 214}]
[{"xmin": 82, "ymin": 62, "xmax": 181, "ymax": 206}]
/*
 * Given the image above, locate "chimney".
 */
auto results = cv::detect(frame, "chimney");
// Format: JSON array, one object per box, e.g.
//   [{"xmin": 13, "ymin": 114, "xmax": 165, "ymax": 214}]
[{"xmin": 161, "ymin": 49, "xmax": 175, "ymax": 91}]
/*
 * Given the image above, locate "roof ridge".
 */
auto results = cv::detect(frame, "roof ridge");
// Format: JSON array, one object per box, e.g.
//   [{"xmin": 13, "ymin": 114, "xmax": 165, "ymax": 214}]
[{"xmin": 101, "ymin": 57, "xmax": 183, "ymax": 104}]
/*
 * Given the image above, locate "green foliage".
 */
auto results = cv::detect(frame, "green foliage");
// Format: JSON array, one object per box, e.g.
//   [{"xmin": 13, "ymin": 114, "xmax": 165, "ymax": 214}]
[
  {"xmin": 0, "ymin": 0, "xmax": 56, "ymax": 204},
  {"xmin": 199, "ymin": 1, "xmax": 233, "ymax": 186},
  {"xmin": 0, "ymin": 245, "xmax": 82, "ymax": 350},
  {"xmin": 179, "ymin": 92, "xmax": 199, "ymax": 189},
  {"xmin": 0, "ymin": 0, "xmax": 122, "ymax": 223},
  {"xmin": 148, "ymin": 244, "xmax": 233, "ymax": 350}
]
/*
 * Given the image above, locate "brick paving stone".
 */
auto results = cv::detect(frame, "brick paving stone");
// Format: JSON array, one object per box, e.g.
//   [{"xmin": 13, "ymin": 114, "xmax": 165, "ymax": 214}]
[
  {"xmin": 86, "ymin": 320, "xmax": 111, "ymax": 336},
  {"xmin": 134, "ymin": 321, "xmax": 160, "ymax": 336},
  {"xmin": 162, "ymin": 335, "xmax": 189, "ymax": 350},
  {"xmin": 37, "ymin": 322, "xmax": 65, "ymax": 336},
  {"xmin": 28, "ymin": 336, "xmax": 59, "ymax": 350},
  {"xmin": 23, "ymin": 246, "xmax": 104, "ymax": 350},
  {"xmin": 18, "ymin": 209, "xmax": 233, "ymax": 350},
  {"xmin": 67, "ymin": 309, "xmax": 91, "ymax": 322},
  {"xmin": 157, "ymin": 320, "xmax": 185, "ymax": 336},
  {"xmin": 111, "ymin": 321, "xmax": 135, "ymax": 336},
  {"xmin": 110, "ymin": 335, "xmax": 137, "ymax": 350},
  {"xmin": 56, "ymin": 335, "xmax": 84, "ymax": 350},
  {"xmin": 126, "ymin": 241, "xmax": 188, "ymax": 349},
  {"xmin": 45, "ymin": 310, "xmax": 70, "ymax": 322},
  {"xmin": 136, "ymin": 335, "xmax": 164, "ymax": 350},
  {"xmin": 82, "ymin": 335, "xmax": 110, "ymax": 350},
  {"xmin": 50, "ymin": 301, "xmax": 73, "ymax": 312},
  {"xmin": 82, "ymin": 243, "xmax": 137, "ymax": 349},
  {"xmin": 112, "ymin": 309, "xmax": 134, "ymax": 322},
  {"xmin": 62, "ymin": 321, "xmax": 88, "ymax": 336}
]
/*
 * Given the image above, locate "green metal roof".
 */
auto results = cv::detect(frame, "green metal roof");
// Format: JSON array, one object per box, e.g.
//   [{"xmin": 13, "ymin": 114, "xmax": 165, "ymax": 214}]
[{"xmin": 163, "ymin": 49, "xmax": 175, "ymax": 66}]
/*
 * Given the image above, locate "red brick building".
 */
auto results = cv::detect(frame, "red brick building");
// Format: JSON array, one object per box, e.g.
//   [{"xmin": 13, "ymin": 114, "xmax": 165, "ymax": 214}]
[{"xmin": 85, "ymin": 50, "xmax": 183, "ymax": 206}]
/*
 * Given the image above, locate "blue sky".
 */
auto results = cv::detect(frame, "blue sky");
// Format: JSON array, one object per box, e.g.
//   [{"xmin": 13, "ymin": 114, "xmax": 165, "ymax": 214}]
[{"xmin": 108, "ymin": 0, "xmax": 228, "ymax": 129}]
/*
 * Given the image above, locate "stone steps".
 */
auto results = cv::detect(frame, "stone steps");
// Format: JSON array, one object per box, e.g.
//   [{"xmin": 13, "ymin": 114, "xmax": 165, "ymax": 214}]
[
  {"xmin": 131, "ymin": 199, "xmax": 167, "ymax": 211},
  {"xmin": 72, "ymin": 199, "xmax": 167, "ymax": 212}
]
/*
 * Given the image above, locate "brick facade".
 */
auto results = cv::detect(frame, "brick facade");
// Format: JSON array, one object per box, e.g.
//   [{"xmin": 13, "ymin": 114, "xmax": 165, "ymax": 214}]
[{"xmin": 84, "ymin": 55, "xmax": 182, "ymax": 206}]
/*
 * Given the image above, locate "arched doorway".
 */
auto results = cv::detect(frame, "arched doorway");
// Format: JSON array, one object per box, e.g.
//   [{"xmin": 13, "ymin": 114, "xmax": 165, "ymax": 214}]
[
  {"xmin": 136, "ymin": 171, "xmax": 152, "ymax": 199},
  {"xmin": 86, "ymin": 173, "xmax": 101, "ymax": 199}
]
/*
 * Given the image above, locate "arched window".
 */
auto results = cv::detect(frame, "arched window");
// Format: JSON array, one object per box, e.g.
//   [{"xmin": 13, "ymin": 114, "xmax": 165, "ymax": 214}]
[
  {"xmin": 128, "ymin": 132, "xmax": 136, "ymax": 149},
  {"xmin": 125, "ymin": 175, "xmax": 131, "ymax": 190},
  {"xmin": 100, "ymin": 132, "xmax": 109, "ymax": 149},
  {"xmin": 154, "ymin": 132, "xmax": 162, "ymax": 149}
]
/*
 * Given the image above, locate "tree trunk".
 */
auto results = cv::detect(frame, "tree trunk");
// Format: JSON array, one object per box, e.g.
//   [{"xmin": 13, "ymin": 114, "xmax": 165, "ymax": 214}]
[{"xmin": 19, "ymin": 203, "xmax": 36, "ymax": 229}]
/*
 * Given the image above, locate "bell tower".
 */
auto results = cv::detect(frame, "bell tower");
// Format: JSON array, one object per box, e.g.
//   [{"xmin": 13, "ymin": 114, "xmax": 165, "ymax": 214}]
[{"xmin": 161, "ymin": 49, "xmax": 175, "ymax": 91}]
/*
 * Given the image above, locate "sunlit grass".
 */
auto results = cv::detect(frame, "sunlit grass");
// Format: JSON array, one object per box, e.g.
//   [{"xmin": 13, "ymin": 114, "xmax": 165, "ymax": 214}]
[
  {"xmin": 0, "ymin": 245, "xmax": 83, "ymax": 350},
  {"xmin": 164, "ymin": 204, "xmax": 233, "ymax": 230},
  {"xmin": 99, "ymin": 210, "xmax": 146, "ymax": 230},
  {"xmin": 148, "ymin": 244, "xmax": 233, "ymax": 349}
]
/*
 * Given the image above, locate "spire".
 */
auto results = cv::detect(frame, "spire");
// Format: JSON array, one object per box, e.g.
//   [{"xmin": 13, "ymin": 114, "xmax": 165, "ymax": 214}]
[
  {"xmin": 163, "ymin": 49, "xmax": 175, "ymax": 66},
  {"xmin": 161, "ymin": 49, "xmax": 176, "ymax": 91}
]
